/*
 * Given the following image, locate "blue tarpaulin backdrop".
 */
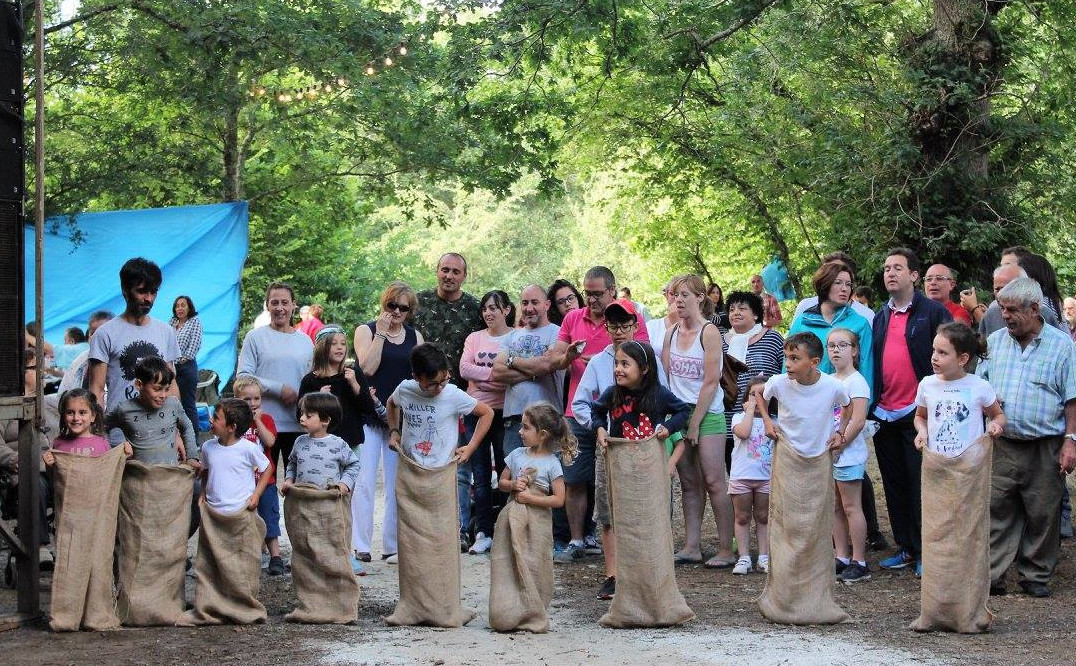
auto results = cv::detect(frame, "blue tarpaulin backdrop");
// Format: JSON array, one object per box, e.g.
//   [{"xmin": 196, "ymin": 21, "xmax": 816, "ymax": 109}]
[{"xmin": 25, "ymin": 202, "xmax": 249, "ymax": 383}]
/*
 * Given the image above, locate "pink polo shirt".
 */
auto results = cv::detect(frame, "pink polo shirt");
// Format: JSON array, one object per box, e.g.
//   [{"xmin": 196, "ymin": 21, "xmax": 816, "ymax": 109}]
[
  {"xmin": 557, "ymin": 308, "xmax": 650, "ymax": 417},
  {"xmin": 879, "ymin": 310, "xmax": 919, "ymax": 411}
]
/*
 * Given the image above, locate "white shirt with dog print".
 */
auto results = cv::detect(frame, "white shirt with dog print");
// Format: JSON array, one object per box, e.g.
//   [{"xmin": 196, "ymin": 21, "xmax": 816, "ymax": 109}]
[{"xmin": 915, "ymin": 374, "xmax": 997, "ymax": 457}]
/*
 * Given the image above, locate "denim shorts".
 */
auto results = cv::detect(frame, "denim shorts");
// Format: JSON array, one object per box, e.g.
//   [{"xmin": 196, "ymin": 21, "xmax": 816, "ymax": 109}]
[
  {"xmin": 833, "ymin": 463, "xmax": 866, "ymax": 483},
  {"xmin": 257, "ymin": 482, "xmax": 281, "ymax": 538}
]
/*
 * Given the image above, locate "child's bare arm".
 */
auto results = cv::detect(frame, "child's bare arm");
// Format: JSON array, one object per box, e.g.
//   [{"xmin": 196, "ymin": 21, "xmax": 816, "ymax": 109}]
[
  {"xmin": 667, "ymin": 441, "xmax": 686, "ymax": 475},
  {"xmin": 519, "ymin": 477, "xmax": 565, "ymax": 509},
  {"xmin": 457, "ymin": 401, "xmax": 493, "ymax": 462},
  {"xmin": 386, "ymin": 397, "xmax": 401, "ymax": 450},
  {"xmin": 248, "ymin": 461, "xmax": 272, "ymax": 511},
  {"xmin": 985, "ymin": 401, "xmax": 1006, "ymax": 437},
  {"xmin": 255, "ymin": 415, "xmax": 276, "ymax": 448},
  {"xmin": 844, "ymin": 396, "xmax": 868, "ymax": 444},
  {"xmin": 496, "ymin": 466, "xmax": 515, "ymax": 493},
  {"xmin": 731, "ymin": 410, "xmax": 754, "ymax": 440},
  {"xmin": 913, "ymin": 405, "xmax": 929, "ymax": 450}
]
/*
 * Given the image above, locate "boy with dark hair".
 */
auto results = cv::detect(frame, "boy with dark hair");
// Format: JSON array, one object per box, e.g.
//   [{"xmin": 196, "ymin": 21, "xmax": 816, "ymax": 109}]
[
  {"xmin": 105, "ymin": 355, "xmax": 198, "ymax": 465},
  {"xmin": 200, "ymin": 398, "xmax": 271, "ymax": 513},
  {"xmin": 387, "ymin": 343, "xmax": 494, "ymax": 468}
]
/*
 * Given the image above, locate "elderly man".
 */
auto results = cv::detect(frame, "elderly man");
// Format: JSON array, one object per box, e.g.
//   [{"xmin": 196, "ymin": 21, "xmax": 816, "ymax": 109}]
[
  {"xmin": 977, "ymin": 265, "xmax": 1063, "ymax": 336},
  {"xmin": 750, "ymin": 274, "xmax": 783, "ymax": 329},
  {"xmin": 979, "ymin": 278, "xmax": 1076, "ymax": 598},
  {"xmin": 549, "ymin": 266, "xmax": 649, "ymax": 562},
  {"xmin": 492, "ymin": 284, "xmax": 566, "ymax": 455},
  {"xmin": 923, "ymin": 264, "xmax": 971, "ymax": 324},
  {"xmin": 1064, "ymin": 297, "xmax": 1076, "ymax": 344}
]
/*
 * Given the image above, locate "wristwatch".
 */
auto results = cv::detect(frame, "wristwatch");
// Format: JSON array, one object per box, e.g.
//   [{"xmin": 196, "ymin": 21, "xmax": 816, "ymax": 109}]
[
  {"xmin": 1065, "ymin": 434, "xmax": 1076, "ymax": 443},
  {"xmin": 506, "ymin": 355, "xmax": 516, "ymax": 369}
]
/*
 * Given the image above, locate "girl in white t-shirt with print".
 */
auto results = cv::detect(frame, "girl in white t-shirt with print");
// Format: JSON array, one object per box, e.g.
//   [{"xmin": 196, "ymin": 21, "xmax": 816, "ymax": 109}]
[
  {"xmin": 825, "ymin": 328, "xmax": 872, "ymax": 583},
  {"xmin": 914, "ymin": 323, "xmax": 1005, "ymax": 456},
  {"xmin": 729, "ymin": 376, "xmax": 777, "ymax": 575}
]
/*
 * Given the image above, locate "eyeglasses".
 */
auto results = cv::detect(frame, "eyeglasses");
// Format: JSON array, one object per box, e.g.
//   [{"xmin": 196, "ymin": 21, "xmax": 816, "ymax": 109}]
[
  {"xmin": 419, "ymin": 376, "xmax": 450, "ymax": 390},
  {"xmin": 386, "ymin": 302, "xmax": 411, "ymax": 313},
  {"xmin": 826, "ymin": 342, "xmax": 853, "ymax": 350},
  {"xmin": 606, "ymin": 323, "xmax": 635, "ymax": 333},
  {"xmin": 583, "ymin": 290, "xmax": 608, "ymax": 301},
  {"xmin": 555, "ymin": 296, "xmax": 577, "ymax": 307},
  {"xmin": 924, "ymin": 276, "xmax": 953, "ymax": 283},
  {"xmin": 833, "ymin": 280, "xmax": 855, "ymax": 289}
]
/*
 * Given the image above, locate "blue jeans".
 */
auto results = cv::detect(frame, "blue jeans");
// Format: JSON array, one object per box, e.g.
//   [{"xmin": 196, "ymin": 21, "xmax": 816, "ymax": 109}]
[
  {"xmin": 458, "ymin": 410, "xmax": 505, "ymax": 537},
  {"xmin": 175, "ymin": 359, "xmax": 199, "ymax": 433}
]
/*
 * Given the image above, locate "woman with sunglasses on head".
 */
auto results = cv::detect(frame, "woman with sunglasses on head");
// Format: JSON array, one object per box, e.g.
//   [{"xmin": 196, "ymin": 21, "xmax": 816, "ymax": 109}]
[{"xmin": 352, "ymin": 281, "xmax": 425, "ymax": 564}]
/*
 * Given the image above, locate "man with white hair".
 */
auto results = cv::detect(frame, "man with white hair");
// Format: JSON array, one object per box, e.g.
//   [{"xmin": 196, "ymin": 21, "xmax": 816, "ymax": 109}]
[
  {"xmin": 979, "ymin": 277, "xmax": 1076, "ymax": 598},
  {"xmin": 1063, "ymin": 297, "xmax": 1076, "ymax": 344}
]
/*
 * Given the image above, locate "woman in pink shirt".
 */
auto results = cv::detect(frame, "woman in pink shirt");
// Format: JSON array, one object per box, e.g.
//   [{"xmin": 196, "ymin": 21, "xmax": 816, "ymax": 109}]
[{"xmin": 458, "ymin": 290, "xmax": 516, "ymax": 553}]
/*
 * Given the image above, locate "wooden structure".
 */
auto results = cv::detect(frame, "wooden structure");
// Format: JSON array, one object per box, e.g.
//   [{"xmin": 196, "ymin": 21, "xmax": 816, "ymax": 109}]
[{"xmin": 0, "ymin": 395, "xmax": 40, "ymax": 628}]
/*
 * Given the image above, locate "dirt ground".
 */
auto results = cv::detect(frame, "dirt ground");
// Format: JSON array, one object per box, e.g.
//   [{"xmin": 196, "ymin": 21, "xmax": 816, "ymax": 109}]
[{"xmin": 3, "ymin": 464, "xmax": 1076, "ymax": 665}]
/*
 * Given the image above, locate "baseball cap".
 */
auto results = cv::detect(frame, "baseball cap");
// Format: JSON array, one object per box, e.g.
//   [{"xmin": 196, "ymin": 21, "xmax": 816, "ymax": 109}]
[{"xmin": 604, "ymin": 298, "xmax": 639, "ymax": 322}]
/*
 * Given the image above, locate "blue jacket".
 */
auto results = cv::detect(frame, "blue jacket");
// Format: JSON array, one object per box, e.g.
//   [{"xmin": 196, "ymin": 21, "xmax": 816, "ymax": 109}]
[
  {"xmin": 788, "ymin": 304, "xmax": 875, "ymax": 400},
  {"xmin": 870, "ymin": 291, "xmax": 952, "ymax": 409}
]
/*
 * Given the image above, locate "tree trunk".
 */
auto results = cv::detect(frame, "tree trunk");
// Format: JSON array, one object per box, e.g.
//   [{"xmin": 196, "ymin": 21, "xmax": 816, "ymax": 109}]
[{"xmin": 222, "ymin": 103, "xmax": 242, "ymax": 201}]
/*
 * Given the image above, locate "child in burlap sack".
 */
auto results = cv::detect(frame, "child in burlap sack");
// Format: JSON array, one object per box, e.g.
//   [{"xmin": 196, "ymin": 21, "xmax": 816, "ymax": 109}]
[
  {"xmin": 489, "ymin": 402, "xmax": 575, "ymax": 632},
  {"xmin": 911, "ymin": 322, "xmax": 1004, "ymax": 633}
]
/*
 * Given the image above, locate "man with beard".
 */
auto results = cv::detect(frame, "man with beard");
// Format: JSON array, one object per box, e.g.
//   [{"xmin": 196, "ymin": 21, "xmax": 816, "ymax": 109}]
[
  {"xmin": 412, "ymin": 252, "xmax": 483, "ymax": 391},
  {"xmin": 89, "ymin": 257, "xmax": 181, "ymax": 414}
]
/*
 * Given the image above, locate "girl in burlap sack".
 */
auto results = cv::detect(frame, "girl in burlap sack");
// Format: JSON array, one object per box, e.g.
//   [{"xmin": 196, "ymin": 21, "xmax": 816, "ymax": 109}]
[
  {"xmin": 488, "ymin": 402, "xmax": 576, "ymax": 632},
  {"xmin": 911, "ymin": 322, "xmax": 1004, "ymax": 633}
]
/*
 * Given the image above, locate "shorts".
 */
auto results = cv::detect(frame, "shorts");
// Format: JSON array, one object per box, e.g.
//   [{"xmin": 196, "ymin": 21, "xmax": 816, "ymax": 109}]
[
  {"xmin": 562, "ymin": 421, "xmax": 596, "ymax": 486},
  {"xmin": 728, "ymin": 478, "xmax": 771, "ymax": 495},
  {"xmin": 257, "ymin": 482, "xmax": 281, "ymax": 538},
  {"xmin": 667, "ymin": 410, "xmax": 727, "ymax": 445},
  {"xmin": 833, "ymin": 463, "xmax": 866, "ymax": 483},
  {"xmin": 594, "ymin": 446, "xmax": 611, "ymax": 526}
]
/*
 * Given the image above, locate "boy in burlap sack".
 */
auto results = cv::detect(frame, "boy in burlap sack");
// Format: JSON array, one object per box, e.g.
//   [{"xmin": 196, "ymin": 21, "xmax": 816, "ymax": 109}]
[
  {"xmin": 911, "ymin": 323, "xmax": 1004, "ymax": 633},
  {"xmin": 180, "ymin": 398, "xmax": 272, "ymax": 626},
  {"xmin": 384, "ymin": 344, "xmax": 493, "ymax": 627},
  {"xmin": 756, "ymin": 333, "xmax": 852, "ymax": 625},
  {"xmin": 489, "ymin": 402, "xmax": 574, "ymax": 633},
  {"xmin": 279, "ymin": 392, "xmax": 361, "ymax": 623}
]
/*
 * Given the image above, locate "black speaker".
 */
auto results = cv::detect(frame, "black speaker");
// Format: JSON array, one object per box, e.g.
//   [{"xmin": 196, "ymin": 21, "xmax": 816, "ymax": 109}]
[{"xmin": 0, "ymin": 0, "xmax": 22, "ymax": 397}]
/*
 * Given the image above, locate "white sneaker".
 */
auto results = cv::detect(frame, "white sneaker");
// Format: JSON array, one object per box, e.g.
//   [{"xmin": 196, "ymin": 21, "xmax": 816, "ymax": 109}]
[
  {"xmin": 469, "ymin": 533, "xmax": 493, "ymax": 554},
  {"xmin": 757, "ymin": 555, "xmax": 770, "ymax": 574},
  {"xmin": 385, "ymin": 554, "xmax": 398, "ymax": 564},
  {"xmin": 732, "ymin": 556, "xmax": 753, "ymax": 575}
]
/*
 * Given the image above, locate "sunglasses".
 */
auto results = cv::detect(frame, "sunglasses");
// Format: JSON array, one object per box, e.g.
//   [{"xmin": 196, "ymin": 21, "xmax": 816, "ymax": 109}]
[{"xmin": 386, "ymin": 302, "xmax": 411, "ymax": 313}]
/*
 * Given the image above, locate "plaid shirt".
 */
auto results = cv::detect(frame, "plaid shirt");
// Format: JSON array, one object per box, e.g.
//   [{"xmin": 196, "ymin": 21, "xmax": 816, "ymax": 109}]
[
  {"xmin": 762, "ymin": 292, "xmax": 782, "ymax": 329},
  {"xmin": 171, "ymin": 316, "xmax": 203, "ymax": 364},
  {"xmin": 979, "ymin": 321, "xmax": 1076, "ymax": 439}
]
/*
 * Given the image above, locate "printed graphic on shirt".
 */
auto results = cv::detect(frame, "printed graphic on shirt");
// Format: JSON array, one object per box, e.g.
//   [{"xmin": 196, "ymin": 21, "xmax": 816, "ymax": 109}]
[
  {"xmin": 746, "ymin": 424, "xmax": 773, "ymax": 477},
  {"xmin": 669, "ymin": 352, "xmax": 703, "ymax": 381},
  {"xmin": 118, "ymin": 339, "xmax": 164, "ymax": 401},
  {"xmin": 931, "ymin": 390, "xmax": 974, "ymax": 456},
  {"xmin": 509, "ymin": 333, "xmax": 550, "ymax": 358}
]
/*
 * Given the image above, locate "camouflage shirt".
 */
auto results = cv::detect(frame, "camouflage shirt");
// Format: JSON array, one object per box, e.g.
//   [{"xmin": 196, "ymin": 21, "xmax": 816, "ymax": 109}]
[{"xmin": 413, "ymin": 289, "xmax": 483, "ymax": 388}]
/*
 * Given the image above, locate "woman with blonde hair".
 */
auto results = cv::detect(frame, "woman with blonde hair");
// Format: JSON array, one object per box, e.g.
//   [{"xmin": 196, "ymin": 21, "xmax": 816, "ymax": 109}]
[{"xmin": 352, "ymin": 281, "xmax": 425, "ymax": 563}]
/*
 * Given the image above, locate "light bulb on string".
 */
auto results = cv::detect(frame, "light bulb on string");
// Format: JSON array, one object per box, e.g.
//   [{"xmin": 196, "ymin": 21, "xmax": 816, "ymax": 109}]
[
  {"xmin": 365, "ymin": 65, "xmax": 375, "ymax": 76},
  {"xmin": 384, "ymin": 56, "xmax": 393, "ymax": 66},
  {"xmin": 337, "ymin": 78, "xmax": 346, "ymax": 86},
  {"xmin": 398, "ymin": 45, "xmax": 407, "ymax": 56}
]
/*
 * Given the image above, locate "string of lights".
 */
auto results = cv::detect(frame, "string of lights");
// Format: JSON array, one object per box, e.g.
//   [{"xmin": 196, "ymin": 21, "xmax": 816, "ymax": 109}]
[{"xmin": 252, "ymin": 40, "xmax": 409, "ymax": 104}]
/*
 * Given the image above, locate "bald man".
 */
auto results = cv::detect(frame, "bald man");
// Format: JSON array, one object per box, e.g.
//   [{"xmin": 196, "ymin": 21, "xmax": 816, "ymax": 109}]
[
  {"xmin": 923, "ymin": 264, "xmax": 971, "ymax": 324},
  {"xmin": 979, "ymin": 265, "xmax": 1062, "ymax": 336}
]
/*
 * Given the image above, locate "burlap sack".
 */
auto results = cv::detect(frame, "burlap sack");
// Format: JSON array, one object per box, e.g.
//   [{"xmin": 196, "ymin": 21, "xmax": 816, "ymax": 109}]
[
  {"xmin": 758, "ymin": 434, "xmax": 849, "ymax": 625},
  {"xmin": 911, "ymin": 434, "xmax": 994, "ymax": 633},
  {"xmin": 179, "ymin": 502, "xmax": 267, "ymax": 626},
  {"xmin": 385, "ymin": 453, "xmax": 476, "ymax": 627},
  {"xmin": 49, "ymin": 446, "xmax": 126, "ymax": 632},
  {"xmin": 488, "ymin": 481, "xmax": 554, "ymax": 633},
  {"xmin": 599, "ymin": 436, "xmax": 694, "ymax": 628},
  {"xmin": 116, "ymin": 461, "xmax": 195, "ymax": 626},
  {"xmin": 283, "ymin": 483, "xmax": 359, "ymax": 624}
]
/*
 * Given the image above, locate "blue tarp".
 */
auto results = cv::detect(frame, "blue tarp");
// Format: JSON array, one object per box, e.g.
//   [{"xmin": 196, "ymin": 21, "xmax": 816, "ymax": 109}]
[{"xmin": 25, "ymin": 202, "xmax": 249, "ymax": 383}]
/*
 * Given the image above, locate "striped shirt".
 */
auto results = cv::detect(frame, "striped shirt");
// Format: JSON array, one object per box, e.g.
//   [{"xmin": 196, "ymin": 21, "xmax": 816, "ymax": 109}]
[
  {"xmin": 171, "ymin": 316, "xmax": 203, "ymax": 364},
  {"xmin": 979, "ymin": 321, "xmax": 1076, "ymax": 440},
  {"xmin": 725, "ymin": 328, "xmax": 785, "ymax": 420}
]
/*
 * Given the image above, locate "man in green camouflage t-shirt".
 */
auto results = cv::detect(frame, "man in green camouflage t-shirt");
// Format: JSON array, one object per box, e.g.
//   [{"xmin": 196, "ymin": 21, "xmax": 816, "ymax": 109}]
[{"xmin": 411, "ymin": 252, "xmax": 482, "ymax": 391}]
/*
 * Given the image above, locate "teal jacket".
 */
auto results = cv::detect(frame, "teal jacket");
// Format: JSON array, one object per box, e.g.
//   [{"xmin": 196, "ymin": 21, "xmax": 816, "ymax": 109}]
[{"xmin": 788, "ymin": 304, "xmax": 875, "ymax": 401}]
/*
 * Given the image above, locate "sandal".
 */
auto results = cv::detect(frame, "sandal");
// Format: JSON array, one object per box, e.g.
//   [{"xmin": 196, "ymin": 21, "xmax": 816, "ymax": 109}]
[
  {"xmin": 704, "ymin": 556, "xmax": 737, "ymax": 569},
  {"xmin": 674, "ymin": 553, "xmax": 703, "ymax": 566}
]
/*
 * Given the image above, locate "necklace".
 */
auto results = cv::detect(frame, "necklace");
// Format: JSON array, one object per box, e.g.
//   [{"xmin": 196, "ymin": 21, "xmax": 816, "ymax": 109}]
[{"xmin": 383, "ymin": 327, "xmax": 404, "ymax": 340}]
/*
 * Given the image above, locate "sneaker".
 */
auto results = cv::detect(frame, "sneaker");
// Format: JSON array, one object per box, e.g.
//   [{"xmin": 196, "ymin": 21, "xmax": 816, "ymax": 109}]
[
  {"xmin": 261, "ymin": 552, "xmax": 270, "ymax": 569},
  {"xmin": 835, "ymin": 558, "xmax": 848, "ymax": 576},
  {"xmin": 756, "ymin": 555, "xmax": 769, "ymax": 574},
  {"xmin": 381, "ymin": 552, "xmax": 397, "ymax": 561},
  {"xmin": 596, "ymin": 576, "xmax": 616, "ymax": 600},
  {"xmin": 867, "ymin": 532, "xmax": 890, "ymax": 552},
  {"xmin": 350, "ymin": 554, "xmax": 367, "ymax": 576},
  {"xmin": 460, "ymin": 533, "xmax": 470, "ymax": 553},
  {"xmin": 356, "ymin": 552, "xmax": 372, "ymax": 563},
  {"xmin": 879, "ymin": 549, "xmax": 914, "ymax": 570},
  {"xmin": 267, "ymin": 556, "xmax": 286, "ymax": 576},
  {"xmin": 732, "ymin": 556, "xmax": 753, "ymax": 575},
  {"xmin": 583, "ymin": 535, "xmax": 603, "ymax": 555},
  {"xmin": 840, "ymin": 562, "xmax": 871, "ymax": 583},
  {"xmin": 385, "ymin": 554, "xmax": 398, "ymax": 564},
  {"xmin": 469, "ymin": 533, "xmax": 493, "ymax": 554},
  {"xmin": 554, "ymin": 542, "xmax": 585, "ymax": 563},
  {"xmin": 1019, "ymin": 580, "xmax": 1051, "ymax": 598}
]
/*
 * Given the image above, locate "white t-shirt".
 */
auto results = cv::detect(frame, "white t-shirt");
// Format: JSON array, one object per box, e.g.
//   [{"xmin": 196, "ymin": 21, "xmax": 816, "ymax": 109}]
[
  {"xmin": 763, "ymin": 373, "xmax": 850, "ymax": 457},
  {"xmin": 832, "ymin": 371, "xmax": 871, "ymax": 467},
  {"xmin": 88, "ymin": 316, "xmax": 181, "ymax": 414},
  {"xmin": 729, "ymin": 413, "xmax": 775, "ymax": 481},
  {"xmin": 504, "ymin": 447, "xmax": 564, "ymax": 494},
  {"xmin": 391, "ymin": 380, "xmax": 478, "ymax": 467},
  {"xmin": 201, "ymin": 438, "xmax": 271, "ymax": 514},
  {"xmin": 915, "ymin": 374, "xmax": 997, "ymax": 457}
]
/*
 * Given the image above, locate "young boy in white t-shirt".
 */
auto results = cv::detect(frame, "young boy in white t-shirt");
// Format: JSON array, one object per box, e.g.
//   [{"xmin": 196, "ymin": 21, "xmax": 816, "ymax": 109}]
[
  {"xmin": 387, "ymin": 344, "xmax": 494, "ymax": 467},
  {"xmin": 200, "ymin": 398, "xmax": 272, "ymax": 514}
]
